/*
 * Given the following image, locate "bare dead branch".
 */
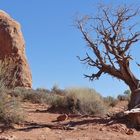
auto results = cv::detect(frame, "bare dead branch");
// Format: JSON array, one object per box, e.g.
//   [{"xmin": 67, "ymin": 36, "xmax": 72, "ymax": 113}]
[
  {"xmin": 77, "ymin": 4, "xmax": 140, "ymax": 91},
  {"xmin": 84, "ymin": 69, "xmax": 103, "ymax": 80}
]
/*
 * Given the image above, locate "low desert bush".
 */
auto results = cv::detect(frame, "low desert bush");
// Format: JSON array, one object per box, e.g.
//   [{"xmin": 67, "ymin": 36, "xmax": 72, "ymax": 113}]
[
  {"xmin": 36, "ymin": 88, "xmax": 50, "ymax": 93},
  {"xmin": 117, "ymin": 89, "xmax": 131, "ymax": 101},
  {"xmin": 65, "ymin": 88, "xmax": 107, "ymax": 115},
  {"xmin": 51, "ymin": 85, "xmax": 66, "ymax": 95},
  {"xmin": 0, "ymin": 89, "xmax": 24, "ymax": 126},
  {"xmin": 10, "ymin": 87, "xmax": 108, "ymax": 116},
  {"xmin": 12, "ymin": 87, "xmax": 50, "ymax": 104},
  {"xmin": 117, "ymin": 94, "xmax": 130, "ymax": 101},
  {"xmin": 46, "ymin": 94, "xmax": 65, "ymax": 107},
  {"xmin": 104, "ymin": 96, "xmax": 118, "ymax": 107},
  {"xmin": 48, "ymin": 87, "xmax": 107, "ymax": 115}
]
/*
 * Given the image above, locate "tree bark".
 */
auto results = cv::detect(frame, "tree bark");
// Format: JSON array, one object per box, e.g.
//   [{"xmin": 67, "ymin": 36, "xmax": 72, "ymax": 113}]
[{"xmin": 128, "ymin": 89, "xmax": 140, "ymax": 109}]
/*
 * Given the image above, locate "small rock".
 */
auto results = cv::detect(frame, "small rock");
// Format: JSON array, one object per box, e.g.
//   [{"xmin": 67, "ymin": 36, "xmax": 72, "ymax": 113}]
[
  {"xmin": 125, "ymin": 129, "xmax": 134, "ymax": 135},
  {"xmin": 43, "ymin": 127, "xmax": 51, "ymax": 133},
  {"xmin": 57, "ymin": 114, "xmax": 68, "ymax": 121},
  {"xmin": 99, "ymin": 127, "xmax": 104, "ymax": 131},
  {"xmin": 78, "ymin": 127, "xmax": 87, "ymax": 130},
  {"xmin": 0, "ymin": 135, "xmax": 16, "ymax": 140}
]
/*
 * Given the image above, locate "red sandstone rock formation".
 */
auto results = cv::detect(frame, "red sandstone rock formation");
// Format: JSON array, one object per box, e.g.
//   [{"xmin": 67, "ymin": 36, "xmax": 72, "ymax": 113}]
[{"xmin": 0, "ymin": 10, "xmax": 32, "ymax": 88}]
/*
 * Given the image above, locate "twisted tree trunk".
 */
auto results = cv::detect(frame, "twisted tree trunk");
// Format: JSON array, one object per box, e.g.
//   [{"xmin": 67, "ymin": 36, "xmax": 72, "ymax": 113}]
[
  {"xmin": 129, "ymin": 89, "xmax": 140, "ymax": 109},
  {"xmin": 120, "ymin": 64, "xmax": 140, "ymax": 109},
  {"xmin": 77, "ymin": 5, "xmax": 140, "ymax": 112}
]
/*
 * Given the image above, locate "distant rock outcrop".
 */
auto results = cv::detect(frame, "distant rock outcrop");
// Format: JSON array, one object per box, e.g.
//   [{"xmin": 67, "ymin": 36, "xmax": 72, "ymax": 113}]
[{"xmin": 0, "ymin": 10, "xmax": 32, "ymax": 88}]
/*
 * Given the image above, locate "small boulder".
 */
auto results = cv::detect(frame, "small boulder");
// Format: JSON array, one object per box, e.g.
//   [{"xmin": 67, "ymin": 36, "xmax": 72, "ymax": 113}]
[{"xmin": 57, "ymin": 114, "xmax": 68, "ymax": 121}]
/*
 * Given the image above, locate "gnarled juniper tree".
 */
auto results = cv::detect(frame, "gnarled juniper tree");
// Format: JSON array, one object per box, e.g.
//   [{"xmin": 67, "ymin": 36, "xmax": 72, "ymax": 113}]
[{"xmin": 77, "ymin": 4, "xmax": 140, "ymax": 109}]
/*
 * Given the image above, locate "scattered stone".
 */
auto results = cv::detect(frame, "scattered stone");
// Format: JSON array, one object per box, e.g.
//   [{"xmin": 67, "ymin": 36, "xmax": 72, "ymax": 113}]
[
  {"xmin": 57, "ymin": 114, "xmax": 68, "ymax": 122},
  {"xmin": 65, "ymin": 126, "xmax": 77, "ymax": 130},
  {"xmin": 0, "ymin": 10, "xmax": 32, "ymax": 89},
  {"xmin": 99, "ymin": 127, "xmax": 104, "ymax": 131},
  {"xmin": 43, "ymin": 127, "xmax": 51, "ymax": 133},
  {"xmin": 125, "ymin": 128, "xmax": 134, "ymax": 135},
  {"xmin": 0, "ymin": 135, "xmax": 16, "ymax": 140}
]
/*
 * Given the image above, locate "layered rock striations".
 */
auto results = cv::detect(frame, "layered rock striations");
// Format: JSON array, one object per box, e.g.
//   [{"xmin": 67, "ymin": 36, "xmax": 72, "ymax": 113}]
[{"xmin": 0, "ymin": 10, "xmax": 32, "ymax": 88}]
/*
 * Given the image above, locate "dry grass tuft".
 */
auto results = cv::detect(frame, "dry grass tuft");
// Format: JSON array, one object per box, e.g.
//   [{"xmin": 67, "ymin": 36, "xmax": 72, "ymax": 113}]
[{"xmin": 0, "ymin": 89, "xmax": 24, "ymax": 126}]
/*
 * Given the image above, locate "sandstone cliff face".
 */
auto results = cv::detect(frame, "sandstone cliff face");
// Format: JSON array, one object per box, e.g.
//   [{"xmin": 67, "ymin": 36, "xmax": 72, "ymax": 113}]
[{"xmin": 0, "ymin": 10, "xmax": 32, "ymax": 88}]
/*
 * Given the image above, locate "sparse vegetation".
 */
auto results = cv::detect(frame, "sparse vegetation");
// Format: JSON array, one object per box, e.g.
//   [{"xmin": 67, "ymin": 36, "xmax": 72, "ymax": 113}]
[
  {"xmin": 12, "ymin": 87, "xmax": 50, "ymax": 104},
  {"xmin": 0, "ymin": 89, "xmax": 24, "ymax": 126},
  {"xmin": 104, "ymin": 96, "xmax": 118, "ymax": 107},
  {"xmin": 48, "ymin": 87, "xmax": 108, "ymax": 115},
  {"xmin": 117, "ymin": 90, "xmax": 130, "ymax": 101},
  {"xmin": 51, "ymin": 84, "xmax": 65, "ymax": 95},
  {"xmin": 65, "ymin": 88, "xmax": 107, "ymax": 115},
  {"xmin": 3, "ymin": 85, "xmax": 129, "ymax": 119},
  {"xmin": 9, "ymin": 87, "xmax": 109, "ymax": 116},
  {"xmin": 46, "ymin": 94, "xmax": 65, "ymax": 107}
]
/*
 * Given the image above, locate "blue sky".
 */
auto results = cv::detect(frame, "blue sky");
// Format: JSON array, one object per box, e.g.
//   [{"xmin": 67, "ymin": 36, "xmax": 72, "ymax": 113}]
[{"xmin": 0, "ymin": 0, "xmax": 140, "ymax": 97}]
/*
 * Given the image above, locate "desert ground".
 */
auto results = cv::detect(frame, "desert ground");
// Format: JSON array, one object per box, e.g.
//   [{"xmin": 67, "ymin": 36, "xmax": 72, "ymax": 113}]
[{"xmin": 0, "ymin": 100, "xmax": 140, "ymax": 140}]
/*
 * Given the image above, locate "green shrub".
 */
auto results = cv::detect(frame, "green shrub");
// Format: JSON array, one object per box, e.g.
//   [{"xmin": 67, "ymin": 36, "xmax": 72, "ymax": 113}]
[
  {"xmin": 124, "ymin": 90, "xmax": 131, "ymax": 96},
  {"xmin": 0, "ymin": 89, "xmax": 24, "ymax": 126}
]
